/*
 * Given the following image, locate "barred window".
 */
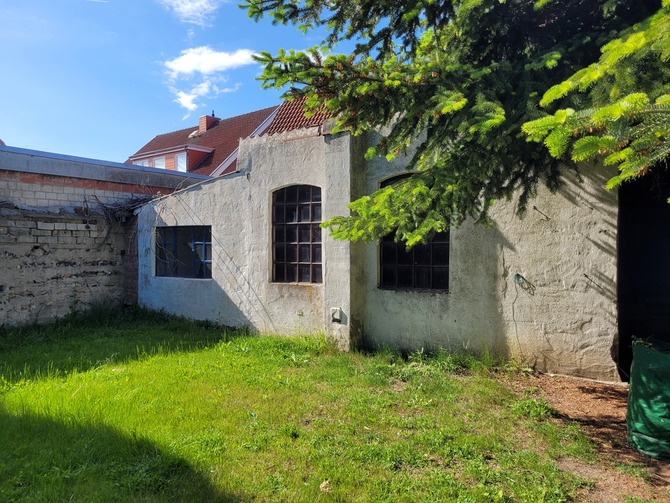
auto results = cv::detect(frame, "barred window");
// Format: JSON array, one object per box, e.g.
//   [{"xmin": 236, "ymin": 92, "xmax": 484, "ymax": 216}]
[
  {"xmin": 155, "ymin": 226, "xmax": 212, "ymax": 279},
  {"xmin": 379, "ymin": 176, "xmax": 449, "ymax": 291},
  {"xmin": 272, "ymin": 185, "xmax": 322, "ymax": 283}
]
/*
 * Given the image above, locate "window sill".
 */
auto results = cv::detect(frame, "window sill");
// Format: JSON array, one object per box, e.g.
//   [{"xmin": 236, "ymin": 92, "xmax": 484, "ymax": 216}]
[{"xmin": 378, "ymin": 286, "xmax": 449, "ymax": 294}]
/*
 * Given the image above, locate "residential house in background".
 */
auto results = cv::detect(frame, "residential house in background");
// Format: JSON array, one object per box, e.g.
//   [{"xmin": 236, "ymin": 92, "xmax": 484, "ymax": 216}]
[{"xmin": 126, "ymin": 106, "xmax": 279, "ymax": 176}]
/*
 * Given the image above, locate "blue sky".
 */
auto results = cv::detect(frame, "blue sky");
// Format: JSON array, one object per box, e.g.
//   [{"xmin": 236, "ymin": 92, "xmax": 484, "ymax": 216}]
[{"xmin": 0, "ymin": 0, "xmax": 334, "ymax": 162}]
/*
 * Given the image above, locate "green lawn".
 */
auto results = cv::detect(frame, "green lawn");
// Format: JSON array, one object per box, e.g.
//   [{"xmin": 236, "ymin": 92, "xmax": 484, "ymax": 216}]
[{"xmin": 0, "ymin": 308, "xmax": 594, "ymax": 502}]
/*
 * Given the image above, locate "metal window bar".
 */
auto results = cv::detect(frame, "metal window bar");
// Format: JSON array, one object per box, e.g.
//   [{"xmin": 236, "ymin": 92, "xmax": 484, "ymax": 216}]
[{"xmin": 272, "ymin": 185, "xmax": 322, "ymax": 283}]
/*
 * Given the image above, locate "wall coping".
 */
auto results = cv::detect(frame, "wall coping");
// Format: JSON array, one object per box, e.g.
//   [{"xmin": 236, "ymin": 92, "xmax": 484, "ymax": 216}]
[{"xmin": 0, "ymin": 145, "xmax": 210, "ymax": 190}]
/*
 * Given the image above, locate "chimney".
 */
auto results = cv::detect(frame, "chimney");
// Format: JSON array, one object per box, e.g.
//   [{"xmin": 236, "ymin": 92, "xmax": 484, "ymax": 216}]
[{"xmin": 199, "ymin": 113, "xmax": 219, "ymax": 133}]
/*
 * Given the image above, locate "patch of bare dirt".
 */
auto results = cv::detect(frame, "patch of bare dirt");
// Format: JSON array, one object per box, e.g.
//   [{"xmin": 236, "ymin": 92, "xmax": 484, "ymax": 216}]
[{"xmin": 506, "ymin": 372, "xmax": 670, "ymax": 502}]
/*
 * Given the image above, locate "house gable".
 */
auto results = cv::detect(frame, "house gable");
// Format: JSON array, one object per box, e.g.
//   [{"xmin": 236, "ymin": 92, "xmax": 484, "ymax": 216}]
[{"xmin": 127, "ymin": 106, "xmax": 279, "ymax": 176}]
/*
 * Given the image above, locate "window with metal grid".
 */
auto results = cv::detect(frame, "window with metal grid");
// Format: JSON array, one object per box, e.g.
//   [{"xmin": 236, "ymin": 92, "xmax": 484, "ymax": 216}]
[
  {"xmin": 378, "ymin": 175, "xmax": 450, "ymax": 291},
  {"xmin": 272, "ymin": 185, "xmax": 322, "ymax": 283},
  {"xmin": 155, "ymin": 226, "xmax": 212, "ymax": 279}
]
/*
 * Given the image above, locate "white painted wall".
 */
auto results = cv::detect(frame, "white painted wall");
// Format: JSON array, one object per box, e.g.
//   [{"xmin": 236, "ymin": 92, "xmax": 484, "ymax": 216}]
[
  {"xmin": 137, "ymin": 128, "xmax": 359, "ymax": 348},
  {"xmin": 136, "ymin": 127, "xmax": 620, "ymax": 381}
]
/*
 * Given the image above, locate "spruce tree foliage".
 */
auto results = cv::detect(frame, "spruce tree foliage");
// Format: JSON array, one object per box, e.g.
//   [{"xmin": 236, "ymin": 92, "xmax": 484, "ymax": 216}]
[
  {"xmin": 523, "ymin": 1, "xmax": 670, "ymax": 192},
  {"xmin": 244, "ymin": 0, "xmax": 661, "ymax": 245}
]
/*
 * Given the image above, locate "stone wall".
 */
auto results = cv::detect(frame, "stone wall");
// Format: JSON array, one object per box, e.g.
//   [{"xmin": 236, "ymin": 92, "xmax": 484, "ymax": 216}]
[
  {"xmin": 0, "ymin": 208, "xmax": 128, "ymax": 326},
  {"xmin": 0, "ymin": 145, "xmax": 209, "ymax": 327}
]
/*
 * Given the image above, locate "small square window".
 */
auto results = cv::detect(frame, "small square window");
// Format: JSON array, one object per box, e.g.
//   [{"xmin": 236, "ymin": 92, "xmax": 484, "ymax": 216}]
[{"xmin": 155, "ymin": 226, "xmax": 212, "ymax": 279}]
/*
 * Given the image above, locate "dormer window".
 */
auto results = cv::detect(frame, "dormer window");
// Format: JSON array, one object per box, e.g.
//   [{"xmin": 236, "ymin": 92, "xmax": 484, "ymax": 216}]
[
  {"xmin": 153, "ymin": 156, "xmax": 166, "ymax": 169},
  {"xmin": 176, "ymin": 153, "xmax": 187, "ymax": 172}
]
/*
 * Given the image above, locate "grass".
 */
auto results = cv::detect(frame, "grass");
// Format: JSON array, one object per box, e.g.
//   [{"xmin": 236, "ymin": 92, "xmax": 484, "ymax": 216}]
[{"xmin": 0, "ymin": 307, "xmax": 596, "ymax": 502}]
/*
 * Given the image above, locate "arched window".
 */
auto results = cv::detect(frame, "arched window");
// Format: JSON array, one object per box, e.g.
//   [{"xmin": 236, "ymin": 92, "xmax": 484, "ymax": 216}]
[
  {"xmin": 272, "ymin": 185, "xmax": 322, "ymax": 283},
  {"xmin": 379, "ymin": 175, "xmax": 450, "ymax": 291}
]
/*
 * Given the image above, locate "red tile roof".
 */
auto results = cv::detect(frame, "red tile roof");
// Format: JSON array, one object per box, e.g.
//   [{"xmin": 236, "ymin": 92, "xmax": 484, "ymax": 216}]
[
  {"xmin": 264, "ymin": 96, "xmax": 333, "ymax": 136},
  {"xmin": 127, "ymin": 106, "xmax": 278, "ymax": 176}
]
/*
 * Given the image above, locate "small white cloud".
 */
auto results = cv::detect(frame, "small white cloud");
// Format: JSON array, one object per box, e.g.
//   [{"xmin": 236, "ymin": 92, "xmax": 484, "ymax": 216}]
[
  {"xmin": 169, "ymin": 74, "xmax": 244, "ymax": 118},
  {"xmin": 157, "ymin": 0, "xmax": 224, "ymax": 27},
  {"xmin": 166, "ymin": 46, "xmax": 256, "ymax": 79},
  {"xmin": 164, "ymin": 46, "xmax": 256, "ymax": 115}
]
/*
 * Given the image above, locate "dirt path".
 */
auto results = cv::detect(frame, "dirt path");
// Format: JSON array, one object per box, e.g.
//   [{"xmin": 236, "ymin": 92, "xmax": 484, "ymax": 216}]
[{"xmin": 507, "ymin": 373, "xmax": 670, "ymax": 502}]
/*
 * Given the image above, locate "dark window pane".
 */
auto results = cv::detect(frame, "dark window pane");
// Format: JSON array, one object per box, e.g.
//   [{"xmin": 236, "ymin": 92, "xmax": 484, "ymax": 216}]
[
  {"xmin": 397, "ymin": 248, "xmax": 413, "ymax": 265},
  {"xmin": 285, "ymin": 186, "xmax": 298, "ymax": 203},
  {"xmin": 312, "ymin": 188, "xmax": 322, "ymax": 202},
  {"xmin": 205, "ymin": 244, "xmax": 212, "ymax": 261},
  {"xmin": 273, "ymin": 226, "xmax": 284, "ymax": 243},
  {"xmin": 433, "ymin": 244, "xmax": 449, "ymax": 264},
  {"xmin": 299, "ymin": 225, "xmax": 310, "ymax": 243},
  {"xmin": 274, "ymin": 264, "xmax": 285, "ymax": 282},
  {"xmin": 286, "ymin": 206, "xmax": 298, "ymax": 223},
  {"xmin": 204, "ymin": 263, "xmax": 212, "ymax": 279},
  {"xmin": 285, "ymin": 225, "xmax": 297, "ymax": 243},
  {"xmin": 285, "ymin": 264, "xmax": 297, "ymax": 282},
  {"xmin": 274, "ymin": 245, "xmax": 285, "ymax": 262},
  {"xmin": 311, "ymin": 225, "xmax": 321, "ymax": 242},
  {"xmin": 414, "ymin": 245, "xmax": 430, "ymax": 265},
  {"xmin": 312, "ymin": 245, "xmax": 322, "ymax": 263},
  {"xmin": 299, "ymin": 204, "xmax": 311, "ymax": 222},
  {"xmin": 312, "ymin": 265, "xmax": 322, "ymax": 283},
  {"xmin": 397, "ymin": 266, "xmax": 413, "ymax": 288},
  {"xmin": 312, "ymin": 204, "xmax": 322, "ymax": 221},
  {"xmin": 433, "ymin": 268, "xmax": 449, "ymax": 289},
  {"xmin": 299, "ymin": 264, "xmax": 310, "ymax": 282},
  {"xmin": 381, "ymin": 265, "xmax": 396, "ymax": 288},
  {"xmin": 286, "ymin": 244, "xmax": 297, "ymax": 263},
  {"xmin": 432, "ymin": 231, "xmax": 449, "ymax": 244},
  {"xmin": 274, "ymin": 205, "xmax": 284, "ymax": 224},
  {"xmin": 299, "ymin": 244, "xmax": 311, "ymax": 262},
  {"xmin": 381, "ymin": 243, "xmax": 396, "ymax": 263},
  {"xmin": 415, "ymin": 267, "xmax": 430, "ymax": 288},
  {"xmin": 298, "ymin": 185, "xmax": 311, "ymax": 202}
]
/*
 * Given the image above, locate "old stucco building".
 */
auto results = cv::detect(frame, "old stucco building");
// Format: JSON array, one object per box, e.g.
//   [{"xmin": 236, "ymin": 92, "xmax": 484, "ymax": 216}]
[{"xmin": 133, "ymin": 99, "xmax": 670, "ymax": 383}]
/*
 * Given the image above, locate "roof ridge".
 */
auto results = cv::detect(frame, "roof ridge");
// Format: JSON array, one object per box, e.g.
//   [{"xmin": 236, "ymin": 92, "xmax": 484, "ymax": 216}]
[{"xmin": 216, "ymin": 105, "xmax": 279, "ymax": 123}]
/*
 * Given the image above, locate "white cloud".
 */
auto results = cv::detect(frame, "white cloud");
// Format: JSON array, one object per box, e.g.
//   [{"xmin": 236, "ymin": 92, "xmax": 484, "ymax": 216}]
[
  {"xmin": 165, "ymin": 46, "xmax": 256, "ymax": 79},
  {"xmin": 157, "ymin": 0, "xmax": 224, "ymax": 27},
  {"xmin": 165, "ymin": 46, "xmax": 254, "ymax": 116}
]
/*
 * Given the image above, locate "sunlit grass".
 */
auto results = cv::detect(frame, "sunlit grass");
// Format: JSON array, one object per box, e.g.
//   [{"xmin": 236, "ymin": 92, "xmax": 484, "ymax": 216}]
[{"xmin": 0, "ymin": 308, "xmax": 595, "ymax": 502}]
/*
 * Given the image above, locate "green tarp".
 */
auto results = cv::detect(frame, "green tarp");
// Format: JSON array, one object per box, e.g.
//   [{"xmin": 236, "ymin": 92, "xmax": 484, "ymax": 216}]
[{"xmin": 627, "ymin": 341, "xmax": 670, "ymax": 459}]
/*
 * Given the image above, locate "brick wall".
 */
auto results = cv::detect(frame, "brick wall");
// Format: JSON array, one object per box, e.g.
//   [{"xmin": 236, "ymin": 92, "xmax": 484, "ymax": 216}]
[{"xmin": 0, "ymin": 169, "xmax": 171, "ymax": 210}]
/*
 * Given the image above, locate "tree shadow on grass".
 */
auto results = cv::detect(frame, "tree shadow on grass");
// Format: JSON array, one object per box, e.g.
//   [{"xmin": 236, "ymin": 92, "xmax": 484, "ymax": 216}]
[
  {"xmin": 0, "ymin": 407, "xmax": 242, "ymax": 502},
  {"xmin": 0, "ymin": 306, "xmax": 251, "ymax": 385}
]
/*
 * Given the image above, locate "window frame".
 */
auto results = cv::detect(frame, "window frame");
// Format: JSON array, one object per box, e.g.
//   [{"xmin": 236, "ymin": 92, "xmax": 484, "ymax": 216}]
[
  {"xmin": 153, "ymin": 156, "xmax": 166, "ymax": 169},
  {"xmin": 272, "ymin": 185, "xmax": 322, "ymax": 284},
  {"xmin": 175, "ymin": 152, "xmax": 187, "ymax": 172},
  {"xmin": 378, "ymin": 175, "xmax": 450, "ymax": 292},
  {"xmin": 155, "ymin": 225, "xmax": 212, "ymax": 279}
]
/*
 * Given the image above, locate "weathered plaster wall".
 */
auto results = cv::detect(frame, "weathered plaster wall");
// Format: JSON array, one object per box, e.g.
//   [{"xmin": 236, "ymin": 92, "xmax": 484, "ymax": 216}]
[
  {"xmin": 135, "ymin": 129, "xmax": 619, "ymax": 381},
  {"xmin": 362, "ymin": 146, "xmax": 619, "ymax": 380},
  {"xmin": 492, "ymin": 168, "xmax": 619, "ymax": 380},
  {"xmin": 137, "ymin": 129, "xmax": 361, "ymax": 349}
]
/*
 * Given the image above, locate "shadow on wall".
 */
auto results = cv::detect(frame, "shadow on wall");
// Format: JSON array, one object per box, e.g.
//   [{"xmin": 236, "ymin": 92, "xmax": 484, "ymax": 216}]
[
  {"xmin": 0, "ymin": 409, "xmax": 239, "ymax": 502},
  {"xmin": 140, "ymin": 203, "xmax": 276, "ymax": 333},
  {"xmin": 363, "ymin": 220, "xmax": 517, "ymax": 361}
]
